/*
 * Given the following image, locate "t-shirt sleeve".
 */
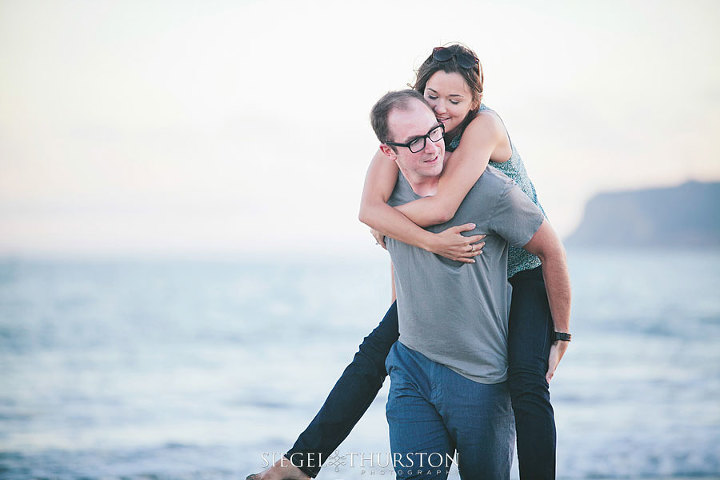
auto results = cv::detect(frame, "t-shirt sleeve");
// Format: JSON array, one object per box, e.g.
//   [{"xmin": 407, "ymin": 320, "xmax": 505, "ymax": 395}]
[{"xmin": 488, "ymin": 181, "xmax": 545, "ymax": 248}]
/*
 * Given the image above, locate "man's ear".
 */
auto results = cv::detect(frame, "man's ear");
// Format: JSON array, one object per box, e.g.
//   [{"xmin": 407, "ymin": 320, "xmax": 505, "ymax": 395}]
[{"xmin": 379, "ymin": 144, "xmax": 396, "ymax": 159}]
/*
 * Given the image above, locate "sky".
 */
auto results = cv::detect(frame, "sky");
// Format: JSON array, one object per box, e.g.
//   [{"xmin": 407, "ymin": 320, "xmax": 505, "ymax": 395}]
[{"xmin": 1, "ymin": 0, "xmax": 719, "ymax": 258}]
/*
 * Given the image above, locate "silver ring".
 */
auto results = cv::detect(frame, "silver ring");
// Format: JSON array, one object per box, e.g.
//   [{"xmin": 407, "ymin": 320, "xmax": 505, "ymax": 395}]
[{"xmin": 470, "ymin": 244, "xmax": 475, "ymax": 252}]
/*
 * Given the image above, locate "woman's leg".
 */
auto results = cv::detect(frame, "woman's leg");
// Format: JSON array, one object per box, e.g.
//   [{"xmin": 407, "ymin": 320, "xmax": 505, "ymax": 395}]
[
  {"xmin": 507, "ymin": 266, "xmax": 556, "ymax": 480},
  {"xmin": 251, "ymin": 301, "xmax": 399, "ymax": 479}
]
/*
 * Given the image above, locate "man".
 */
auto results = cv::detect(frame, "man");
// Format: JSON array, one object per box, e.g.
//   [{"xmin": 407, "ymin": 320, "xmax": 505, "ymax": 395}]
[{"xmin": 370, "ymin": 90, "xmax": 571, "ymax": 480}]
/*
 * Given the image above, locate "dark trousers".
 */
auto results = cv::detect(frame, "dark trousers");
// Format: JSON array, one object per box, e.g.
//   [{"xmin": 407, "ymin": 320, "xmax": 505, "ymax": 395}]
[
  {"xmin": 507, "ymin": 266, "xmax": 556, "ymax": 480},
  {"xmin": 286, "ymin": 266, "xmax": 556, "ymax": 479}
]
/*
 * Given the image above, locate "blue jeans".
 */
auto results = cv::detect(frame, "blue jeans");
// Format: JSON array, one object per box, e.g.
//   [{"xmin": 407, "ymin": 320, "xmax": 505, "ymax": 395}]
[
  {"xmin": 286, "ymin": 266, "xmax": 555, "ymax": 479},
  {"xmin": 386, "ymin": 342, "xmax": 515, "ymax": 480}
]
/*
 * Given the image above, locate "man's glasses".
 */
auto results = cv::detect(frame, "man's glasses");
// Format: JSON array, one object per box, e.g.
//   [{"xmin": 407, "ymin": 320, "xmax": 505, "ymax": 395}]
[
  {"xmin": 432, "ymin": 47, "xmax": 479, "ymax": 70},
  {"xmin": 386, "ymin": 123, "xmax": 445, "ymax": 153}
]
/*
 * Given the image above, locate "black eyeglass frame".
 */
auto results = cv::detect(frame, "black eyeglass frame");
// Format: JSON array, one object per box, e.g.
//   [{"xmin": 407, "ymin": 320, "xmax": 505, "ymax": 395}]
[
  {"xmin": 432, "ymin": 47, "xmax": 479, "ymax": 70},
  {"xmin": 385, "ymin": 123, "xmax": 445, "ymax": 153}
]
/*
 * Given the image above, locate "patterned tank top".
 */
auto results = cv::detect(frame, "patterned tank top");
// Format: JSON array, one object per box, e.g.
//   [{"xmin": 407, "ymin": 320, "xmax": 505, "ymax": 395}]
[{"xmin": 449, "ymin": 105, "xmax": 546, "ymax": 279}]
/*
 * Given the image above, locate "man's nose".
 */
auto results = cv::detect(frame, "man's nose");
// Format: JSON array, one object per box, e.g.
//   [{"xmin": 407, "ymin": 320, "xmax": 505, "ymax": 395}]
[{"xmin": 424, "ymin": 136, "xmax": 441, "ymax": 154}]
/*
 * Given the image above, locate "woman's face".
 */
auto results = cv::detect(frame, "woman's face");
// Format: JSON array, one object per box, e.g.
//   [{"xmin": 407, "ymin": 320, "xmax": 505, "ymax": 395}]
[{"xmin": 423, "ymin": 70, "xmax": 477, "ymax": 134}]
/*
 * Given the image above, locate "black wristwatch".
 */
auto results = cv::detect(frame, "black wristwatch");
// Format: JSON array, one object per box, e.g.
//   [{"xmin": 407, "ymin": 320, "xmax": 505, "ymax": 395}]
[{"xmin": 553, "ymin": 331, "xmax": 572, "ymax": 342}]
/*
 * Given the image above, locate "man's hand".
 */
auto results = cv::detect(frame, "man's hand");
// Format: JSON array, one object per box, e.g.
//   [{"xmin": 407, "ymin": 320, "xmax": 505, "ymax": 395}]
[{"xmin": 546, "ymin": 340, "xmax": 569, "ymax": 382}]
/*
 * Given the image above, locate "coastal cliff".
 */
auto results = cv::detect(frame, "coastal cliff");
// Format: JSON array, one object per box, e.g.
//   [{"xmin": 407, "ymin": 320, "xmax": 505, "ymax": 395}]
[{"xmin": 565, "ymin": 181, "xmax": 720, "ymax": 247}]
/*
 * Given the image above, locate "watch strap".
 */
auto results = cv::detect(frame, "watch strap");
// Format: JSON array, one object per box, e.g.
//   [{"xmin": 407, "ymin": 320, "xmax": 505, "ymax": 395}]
[{"xmin": 553, "ymin": 331, "xmax": 572, "ymax": 342}]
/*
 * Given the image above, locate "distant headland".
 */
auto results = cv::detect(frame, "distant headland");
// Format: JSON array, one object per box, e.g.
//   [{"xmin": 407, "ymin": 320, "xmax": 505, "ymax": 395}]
[{"xmin": 565, "ymin": 181, "xmax": 720, "ymax": 248}]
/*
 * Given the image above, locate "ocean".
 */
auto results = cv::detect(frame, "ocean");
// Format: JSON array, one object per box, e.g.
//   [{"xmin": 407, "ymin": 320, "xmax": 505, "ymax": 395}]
[{"xmin": 1, "ymin": 249, "xmax": 719, "ymax": 479}]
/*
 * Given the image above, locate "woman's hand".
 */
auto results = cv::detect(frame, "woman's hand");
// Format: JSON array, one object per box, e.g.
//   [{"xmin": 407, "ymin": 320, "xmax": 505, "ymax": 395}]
[
  {"xmin": 428, "ymin": 223, "xmax": 486, "ymax": 263},
  {"xmin": 371, "ymin": 228, "xmax": 387, "ymax": 249}
]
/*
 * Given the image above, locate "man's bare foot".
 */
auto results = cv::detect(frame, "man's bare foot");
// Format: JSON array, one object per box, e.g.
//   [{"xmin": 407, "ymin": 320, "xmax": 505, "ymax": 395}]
[{"xmin": 246, "ymin": 455, "xmax": 311, "ymax": 480}]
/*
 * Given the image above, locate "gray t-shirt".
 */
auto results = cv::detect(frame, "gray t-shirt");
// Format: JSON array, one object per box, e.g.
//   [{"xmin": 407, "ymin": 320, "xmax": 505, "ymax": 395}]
[{"xmin": 386, "ymin": 166, "xmax": 545, "ymax": 384}]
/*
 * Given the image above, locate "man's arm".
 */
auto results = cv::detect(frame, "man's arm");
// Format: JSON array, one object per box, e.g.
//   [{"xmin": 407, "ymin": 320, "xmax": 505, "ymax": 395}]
[{"xmin": 522, "ymin": 219, "xmax": 572, "ymax": 382}]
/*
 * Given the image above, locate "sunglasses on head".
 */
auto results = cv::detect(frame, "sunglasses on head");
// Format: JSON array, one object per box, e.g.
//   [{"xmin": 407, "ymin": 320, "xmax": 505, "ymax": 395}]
[{"xmin": 432, "ymin": 47, "xmax": 479, "ymax": 70}]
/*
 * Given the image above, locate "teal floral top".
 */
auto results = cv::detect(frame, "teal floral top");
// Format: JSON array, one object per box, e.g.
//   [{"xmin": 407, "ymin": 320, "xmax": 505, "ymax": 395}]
[{"xmin": 449, "ymin": 105, "xmax": 546, "ymax": 279}]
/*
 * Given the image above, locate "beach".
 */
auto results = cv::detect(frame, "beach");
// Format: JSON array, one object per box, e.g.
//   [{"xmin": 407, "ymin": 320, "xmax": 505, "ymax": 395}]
[{"xmin": 1, "ymin": 249, "xmax": 719, "ymax": 479}]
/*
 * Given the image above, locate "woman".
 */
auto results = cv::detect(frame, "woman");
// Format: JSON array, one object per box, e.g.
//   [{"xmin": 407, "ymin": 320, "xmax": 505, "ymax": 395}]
[{"xmin": 249, "ymin": 44, "xmax": 569, "ymax": 480}]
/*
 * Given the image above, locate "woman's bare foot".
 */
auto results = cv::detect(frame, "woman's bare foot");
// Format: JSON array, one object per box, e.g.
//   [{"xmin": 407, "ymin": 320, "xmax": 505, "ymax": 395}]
[{"xmin": 246, "ymin": 456, "xmax": 311, "ymax": 480}]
